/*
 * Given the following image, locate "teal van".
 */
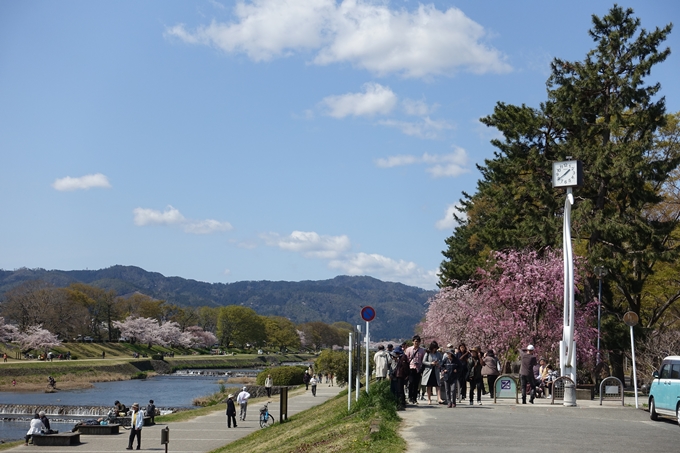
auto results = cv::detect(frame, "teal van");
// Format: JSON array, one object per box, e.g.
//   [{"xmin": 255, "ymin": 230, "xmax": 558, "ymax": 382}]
[{"xmin": 649, "ymin": 356, "xmax": 680, "ymax": 424}]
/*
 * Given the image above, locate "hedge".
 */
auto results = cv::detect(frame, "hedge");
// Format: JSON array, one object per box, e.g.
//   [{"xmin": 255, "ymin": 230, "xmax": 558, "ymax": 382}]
[{"xmin": 256, "ymin": 366, "xmax": 306, "ymax": 386}]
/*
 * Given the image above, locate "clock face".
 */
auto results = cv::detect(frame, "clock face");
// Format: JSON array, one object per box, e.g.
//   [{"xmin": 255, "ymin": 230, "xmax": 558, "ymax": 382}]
[{"xmin": 553, "ymin": 161, "xmax": 581, "ymax": 187}]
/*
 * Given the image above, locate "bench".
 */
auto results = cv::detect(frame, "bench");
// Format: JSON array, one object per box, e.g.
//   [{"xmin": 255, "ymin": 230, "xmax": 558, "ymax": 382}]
[
  {"xmin": 32, "ymin": 432, "xmax": 81, "ymax": 446},
  {"xmin": 78, "ymin": 424, "xmax": 120, "ymax": 435},
  {"xmin": 116, "ymin": 416, "xmax": 152, "ymax": 427}
]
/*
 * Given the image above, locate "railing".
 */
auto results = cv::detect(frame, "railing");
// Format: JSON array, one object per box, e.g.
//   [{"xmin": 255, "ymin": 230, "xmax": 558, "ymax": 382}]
[
  {"xmin": 551, "ymin": 376, "xmax": 575, "ymax": 405},
  {"xmin": 599, "ymin": 376, "xmax": 624, "ymax": 406}
]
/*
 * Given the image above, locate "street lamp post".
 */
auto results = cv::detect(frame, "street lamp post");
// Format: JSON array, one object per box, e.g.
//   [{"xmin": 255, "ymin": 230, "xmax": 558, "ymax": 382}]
[{"xmin": 594, "ymin": 266, "xmax": 608, "ymax": 365}]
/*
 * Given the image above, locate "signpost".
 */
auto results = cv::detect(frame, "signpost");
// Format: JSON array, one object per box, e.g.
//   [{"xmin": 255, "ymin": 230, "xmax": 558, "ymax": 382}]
[
  {"xmin": 361, "ymin": 306, "xmax": 375, "ymax": 394},
  {"xmin": 623, "ymin": 311, "xmax": 639, "ymax": 408}
]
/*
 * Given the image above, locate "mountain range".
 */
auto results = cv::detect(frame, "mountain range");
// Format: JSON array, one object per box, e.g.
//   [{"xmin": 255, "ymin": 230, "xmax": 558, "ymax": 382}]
[{"xmin": 0, "ymin": 266, "xmax": 435, "ymax": 340}]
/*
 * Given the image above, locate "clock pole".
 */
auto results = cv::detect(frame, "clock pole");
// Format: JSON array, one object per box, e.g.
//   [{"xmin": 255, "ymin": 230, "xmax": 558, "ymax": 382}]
[{"xmin": 553, "ymin": 159, "xmax": 581, "ymax": 407}]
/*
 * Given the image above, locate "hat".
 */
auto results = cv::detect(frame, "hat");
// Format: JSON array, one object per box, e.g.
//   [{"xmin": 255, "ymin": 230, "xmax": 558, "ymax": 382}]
[
  {"xmin": 447, "ymin": 349, "xmax": 456, "ymax": 355},
  {"xmin": 132, "ymin": 402, "xmax": 139, "ymax": 408},
  {"xmin": 446, "ymin": 343, "xmax": 453, "ymax": 348},
  {"xmin": 228, "ymin": 393, "xmax": 234, "ymax": 399},
  {"xmin": 392, "ymin": 345, "xmax": 404, "ymax": 355},
  {"xmin": 527, "ymin": 345, "xmax": 534, "ymax": 351},
  {"xmin": 243, "ymin": 386, "xmax": 247, "ymax": 391},
  {"xmin": 470, "ymin": 347, "xmax": 479, "ymax": 352}
]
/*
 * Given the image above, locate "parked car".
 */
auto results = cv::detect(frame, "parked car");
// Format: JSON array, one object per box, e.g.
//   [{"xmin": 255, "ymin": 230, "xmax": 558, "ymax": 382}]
[{"xmin": 648, "ymin": 355, "xmax": 680, "ymax": 425}]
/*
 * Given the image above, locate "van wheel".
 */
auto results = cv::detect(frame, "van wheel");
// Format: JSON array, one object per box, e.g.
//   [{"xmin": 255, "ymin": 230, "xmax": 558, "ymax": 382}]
[{"xmin": 650, "ymin": 398, "xmax": 659, "ymax": 421}]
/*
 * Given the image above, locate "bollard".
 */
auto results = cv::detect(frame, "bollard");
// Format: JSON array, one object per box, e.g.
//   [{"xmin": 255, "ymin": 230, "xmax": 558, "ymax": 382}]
[
  {"xmin": 563, "ymin": 380, "xmax": 577, "ymax": 407},
  {"xmin": 160, "ymin": 426, "xmax": 169, "ymax": 453}
]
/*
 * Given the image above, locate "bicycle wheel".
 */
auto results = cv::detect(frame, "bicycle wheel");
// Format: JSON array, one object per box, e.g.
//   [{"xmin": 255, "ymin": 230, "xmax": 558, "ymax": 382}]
[{"xmin": 260, "ymin": 413, "xmax": 274, "ymax": 428}]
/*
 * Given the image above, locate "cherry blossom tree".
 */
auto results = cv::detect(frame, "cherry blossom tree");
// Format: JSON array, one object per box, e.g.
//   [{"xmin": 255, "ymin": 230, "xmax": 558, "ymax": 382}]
[
  {"xmin": 0, "ymin": 317, "xmax": 19, "ymax": 342},
  {"xmin": 157, "ymin": 321, "xmax": 182, "ymax": 347},
  {"xmin": 16, "ymin": 325, "xmax": 61, "ymax": 354},
  {"xmin": 113, "ymin": 316, "xmax": 160, "ymax": 346},
  {"xmin": 180, "ymin": 326, "xmax": 218, "ymax": 348},
  {"xmin": 421, "ymin": 249, "xmax": 597, "ymax": 369}
]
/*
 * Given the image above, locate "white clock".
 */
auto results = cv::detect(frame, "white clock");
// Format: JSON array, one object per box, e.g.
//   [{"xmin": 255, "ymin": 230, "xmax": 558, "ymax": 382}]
[{"xmin": 552, "ymin": 160, "xmax": 583, "ymax": 188}]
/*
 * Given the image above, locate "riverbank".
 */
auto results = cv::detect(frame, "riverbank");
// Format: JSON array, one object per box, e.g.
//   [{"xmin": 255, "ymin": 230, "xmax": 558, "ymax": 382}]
[{"xmin": 0, "ymin": 353, "xmax": 313, "ymax": 392}]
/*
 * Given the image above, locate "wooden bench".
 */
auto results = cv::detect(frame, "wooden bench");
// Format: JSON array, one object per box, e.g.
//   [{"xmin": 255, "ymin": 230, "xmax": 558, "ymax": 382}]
[
  {"xmin": 78, "ymin": 424, "xmax": 120, "ymax": 435},
  {"xmin": 32, "ymin": 432, "xmax": 81, "ymax": 446}
]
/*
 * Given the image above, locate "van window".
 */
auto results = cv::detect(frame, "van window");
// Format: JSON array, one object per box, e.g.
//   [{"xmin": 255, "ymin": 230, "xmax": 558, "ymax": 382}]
[
  {"xmin": 660, "ymin": 364, "xmax": 671, "ymax": 379},
  {"xmin": 672, "ymin": 364, "xmax": 680, "ymax": 379}
]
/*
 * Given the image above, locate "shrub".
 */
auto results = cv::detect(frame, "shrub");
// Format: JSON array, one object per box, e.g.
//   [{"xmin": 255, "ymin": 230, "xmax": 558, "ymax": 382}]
[
  {"xmin": 151, "ymin": 354, "xmax": 164, "ymax": 361},
  {"xmin": 70, "ymin": 355, "xmax": 78, "ymax": 360},
  {"xmin": 131, "ymin": 372, "xmax": 147, "ymax": 380},
  {"xmin": 256, "ymin": 366, "xmax": 306, "ymax": 386}
]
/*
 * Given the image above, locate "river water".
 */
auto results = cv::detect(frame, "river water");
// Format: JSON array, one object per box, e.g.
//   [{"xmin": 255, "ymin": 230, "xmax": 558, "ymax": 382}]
[{"xmin": 0, "ymin": 370, "xmax": 254, "ymax": 442}]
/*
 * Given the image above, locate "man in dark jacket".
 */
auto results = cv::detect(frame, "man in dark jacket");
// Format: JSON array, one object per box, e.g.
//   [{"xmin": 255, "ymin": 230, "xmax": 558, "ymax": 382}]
[
  {"xmin": 393, "ymin": 346, "xmax": 410, "ymax": 411},
  {"xmin": 520, "ymin": 344, "xmax": 537, "ymax": 404},
  {"xmin": 225, "ymin": 394, "xmax": 237, "ymax": 428}
]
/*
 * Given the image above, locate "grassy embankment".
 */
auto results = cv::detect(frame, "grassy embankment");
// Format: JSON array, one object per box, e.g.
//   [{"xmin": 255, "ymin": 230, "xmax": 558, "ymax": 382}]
[
  {"xmin": 0, "ymin": 342, "xmax": 312, "ymax": 392},
  {"xmin": 208, "ymin": 380, "xmax": 406, "ymax": 453}
]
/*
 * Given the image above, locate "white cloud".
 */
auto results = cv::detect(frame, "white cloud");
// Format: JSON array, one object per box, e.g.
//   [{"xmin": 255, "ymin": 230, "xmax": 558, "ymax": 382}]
[
  {"xmin": 378, "ymin": 117, "xmax": 454, "ymax": 139},
  {"xmin": 133, "ymin": 205, "xmax": 232, "ymax": 234},
  {"xmin": 321, "ymin": 82, "xmax": 397, "ymax": 118},
  {"xmin": 402, "ymin": 99, "xmax": 436, "ymax": 116},
  {"xmin": 435, "ymin": 203, "xmax": 466, "ymax": 231},
  {"xmin": 329, "ymin": 252, "xmax": 437, "ymax": 289},
  {"xmin": 375, "ymin": 147, "xmax": 470, "ymax": 177},
  {"xmin": 166, "ymin": 1, "xmax": 511, "ymax": 78},
  {"xmin": 52, "ymin": 173, "xmax": 112, "ymax": 191},
  {"xmin": 263, "ymin": 230, "xmax": 350, "ymax": 259},
  {"xmin": 223, "ymin": 268, "xmax": 231, "ymax": 276},
  {"xmin": 261, "ymin": 229, "xmax": 437, "ymax": 288}
]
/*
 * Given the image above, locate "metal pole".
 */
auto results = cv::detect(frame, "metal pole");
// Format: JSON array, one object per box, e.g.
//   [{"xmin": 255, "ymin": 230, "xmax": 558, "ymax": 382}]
[
  {"xmin": 630, "ymin": 325, "xmax": 639, "ymax": 409},
  {"xmin": 355, "ymin": 325, "xmax": 361, "ymax": 402},
  {"xmin": 597, "ymin": 276, "xmax": 602, "ymax": 365},
  {"xmin": 348, "ymin": 332, "xmax": 352, "ymax": 411},
  {"xmin": 561, "ymin": 187, "xmax": 576, "ymax": 384},
  {"xmin": 365, "ymin": 321, "xmax": 370, "ymax": 394}
]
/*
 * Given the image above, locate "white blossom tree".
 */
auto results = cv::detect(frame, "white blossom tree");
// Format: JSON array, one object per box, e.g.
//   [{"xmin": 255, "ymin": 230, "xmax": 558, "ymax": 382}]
[
  {"xmin": 180, "ymin": 326, "xmax": 217, "ymax": 348},
  {"xmin": 157, "ymin": 321, "xmax": 182, "ymax": 347},
  {"xmin": 17, "ymin": 325, "xmax": 61, "ymax": 354},
  {"xmin": 0, "ymin": 317, "xmax": 19, "ymax": 342},
  {"xmin": 113, "ymin": 316, "xmax": 160, "ymax": 346}
]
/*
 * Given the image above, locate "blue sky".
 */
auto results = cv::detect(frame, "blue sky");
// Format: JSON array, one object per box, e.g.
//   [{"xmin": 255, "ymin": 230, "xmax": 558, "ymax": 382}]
[{"xmin": 1, "ymin": 1, "xmax": 678, "ymax": 290}]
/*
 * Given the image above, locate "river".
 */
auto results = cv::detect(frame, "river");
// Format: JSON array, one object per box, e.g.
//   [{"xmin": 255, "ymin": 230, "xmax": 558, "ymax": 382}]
[{"xmin": 0, "ymin": 370, "xmax": 254, "ymax": 442}]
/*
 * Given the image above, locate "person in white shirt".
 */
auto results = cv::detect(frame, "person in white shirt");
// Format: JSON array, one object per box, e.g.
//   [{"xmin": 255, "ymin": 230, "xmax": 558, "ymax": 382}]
[
  {"xmin": 236, "ymin": 387, "xmax": 251, "ymax": 421},
  {"xmin": 25, "ymin": 413, "xmax": 45, "ymax": 446},
  {"xmin": 310, "ymin": 376, "xmax": 318, "ymax": 396},
  {"xmin": 126, "ymin": 402, "xmax": 145, "ymax": 450}
]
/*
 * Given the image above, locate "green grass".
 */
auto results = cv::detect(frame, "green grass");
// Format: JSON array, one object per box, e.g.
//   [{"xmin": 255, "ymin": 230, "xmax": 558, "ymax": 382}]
[
  {"xmin": 0, "ymin": 441, "xmax": 23, "ymax": 451},
  {"xmin": 207, "ymin": 380, "xmax": 406, "ymax": 453}
]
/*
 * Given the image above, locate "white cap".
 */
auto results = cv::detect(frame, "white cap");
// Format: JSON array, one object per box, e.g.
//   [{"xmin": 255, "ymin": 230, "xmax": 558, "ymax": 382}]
[
  {"xmin": 527, "ymin": 345, "xmax": 534, "ymax": 350},
  {"xmin": 243, "ymin": 386, "xmax": 247, "ymax": 390}
]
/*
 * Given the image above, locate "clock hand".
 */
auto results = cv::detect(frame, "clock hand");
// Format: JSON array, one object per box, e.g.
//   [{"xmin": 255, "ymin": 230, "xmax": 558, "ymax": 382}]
[{"xmin": 558, "ymin": 168, "xmax": 571, "ymax": 180}]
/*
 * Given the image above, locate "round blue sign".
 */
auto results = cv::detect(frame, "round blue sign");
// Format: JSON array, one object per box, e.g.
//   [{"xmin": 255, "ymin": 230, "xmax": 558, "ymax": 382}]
[{"xmin": 361, "ymin": 306, "xmax": 376, "ymax": 322}]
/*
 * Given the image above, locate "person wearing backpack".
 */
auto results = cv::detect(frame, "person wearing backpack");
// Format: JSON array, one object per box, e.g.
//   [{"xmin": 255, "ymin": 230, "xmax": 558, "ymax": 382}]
[{"xmin": 393, "ymin": 346, "xmax": 410, "ymax": 411}]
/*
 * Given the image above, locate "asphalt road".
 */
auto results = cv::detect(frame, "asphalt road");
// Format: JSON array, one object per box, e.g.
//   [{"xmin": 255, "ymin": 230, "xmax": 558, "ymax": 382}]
[{"xmin": 400, "ymin": 399, "xmax": 679, "ymax": 453}]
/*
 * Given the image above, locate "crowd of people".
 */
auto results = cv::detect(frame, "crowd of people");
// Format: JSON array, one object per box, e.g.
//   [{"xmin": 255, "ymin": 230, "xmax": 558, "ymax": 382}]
[{"xmin": 375, "ymin": 335, "xmax": 559, "ymax": 410}]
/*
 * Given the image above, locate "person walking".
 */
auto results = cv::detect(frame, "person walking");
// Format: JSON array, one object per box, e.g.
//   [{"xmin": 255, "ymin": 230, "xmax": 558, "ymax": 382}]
[
  {"xmin": 392, "ymin": 346, "xmax": 410, "ymax": 411},
  {"xmin": 520, "ymin": 345, "xmax": 537, "ymax": 404},
  {"xmin": 404, "ymin": 335, "xmax": 425, "ymax": 405},
  {"xmin": 420, "ymin": 341, "xmax": 443, "ymax": 404},
  {"xmin": 456, "ymin": 343, "xmax": 470, "ymax": 403},
  {"xmin": 265, "ymin": 374, "xmax": 273, "ymax": 398},
  {"xmin": 440, "ymin": 349, "xmax": 461, "ymax": 407},
  {"xmin": 225, "ymin": 394, "xmax": 237, "ymax": 428},
  {"xmin": 126, "ymin": 402, "xmax": 144, "ymax": 450},
  {"xmin": 467, "ymin": 347, "xmax": 484, "ymax": 405},
  {"xmin": 237, "ymin": 386, "xmax": 251, "ymax": 421},
  {"xmin": 310, "ymin": 375, "xmax": 318, "ymax": 396},
  {"xmin": 303, "ymin": 371, "xmax": 311, "ymax": 390},
  {"xmin": 482, "ymin": 350, "xmax": 501, "ymax": 398},
  {"xmin": 373, "ymin": 345, "xmax": 390, "ymax": 382}
]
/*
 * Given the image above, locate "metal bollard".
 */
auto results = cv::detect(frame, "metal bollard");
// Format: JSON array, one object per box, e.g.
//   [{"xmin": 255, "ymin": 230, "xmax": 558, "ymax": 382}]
[
  {"xmin": 563, "ymin": 380, "xmax": 577, "ymax": 407},
  {"xmin": 161, "ymin": 426, "xmax": 169, "ymax": 453}
]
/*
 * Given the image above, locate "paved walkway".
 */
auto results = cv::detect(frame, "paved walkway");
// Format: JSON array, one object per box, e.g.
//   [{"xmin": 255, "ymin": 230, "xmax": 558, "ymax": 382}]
[
  {"xmin": 399, "ymin": 393, "xmax": 677, "ymax": 453},
  {"xmin": 11, "ymin": 383, "xmax": 343, "ymax": 453}
]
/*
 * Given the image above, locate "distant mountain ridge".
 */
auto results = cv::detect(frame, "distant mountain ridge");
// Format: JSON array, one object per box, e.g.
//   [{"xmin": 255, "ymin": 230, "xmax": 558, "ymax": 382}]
[{"xmin": 0, "ymin": 266, "xmax": 435, "ymax": 340}]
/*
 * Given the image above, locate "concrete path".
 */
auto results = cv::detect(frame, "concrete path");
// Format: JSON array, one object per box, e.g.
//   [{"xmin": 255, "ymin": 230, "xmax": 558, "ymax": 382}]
[
  {"xmin": 12, "ymin": 383, "xmax": 343, "ymax": 453},
  {"xmin": 399, "ymin": 393, "xmax": 678, "ymax": 453}
]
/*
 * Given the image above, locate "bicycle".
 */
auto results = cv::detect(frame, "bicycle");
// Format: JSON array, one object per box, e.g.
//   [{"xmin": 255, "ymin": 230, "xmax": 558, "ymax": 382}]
[{"xmin": 259, "ymin": 402, "xmax": 274, "ymax": 428}]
